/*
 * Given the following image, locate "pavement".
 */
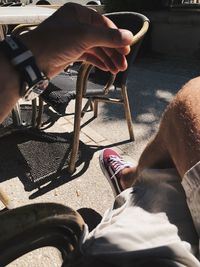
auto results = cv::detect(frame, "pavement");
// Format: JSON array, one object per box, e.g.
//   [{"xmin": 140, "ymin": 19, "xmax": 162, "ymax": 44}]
[{"xmin": 2, "ymin": 53, "xmax": 200, "ymax": 266}]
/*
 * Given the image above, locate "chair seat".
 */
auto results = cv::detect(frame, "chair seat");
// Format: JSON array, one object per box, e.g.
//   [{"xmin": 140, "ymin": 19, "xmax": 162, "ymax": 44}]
[
  {"xmin": 41, "ymin": 80, "xmax": 76, "ymax": 115},
  {"xmin": 51, "ymin": 72, "xmax": 77, "ymax": 93}
]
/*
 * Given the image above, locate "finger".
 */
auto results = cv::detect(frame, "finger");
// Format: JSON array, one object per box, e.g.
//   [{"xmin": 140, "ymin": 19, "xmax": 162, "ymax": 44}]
[
  {"xmin": 85, "ymin": 25, "xmax": 134, "ymax": 49},
  {"xmin": 102, "ymin": 16, "xmax": 132, "ymax": 55},
  {"xmin": 102, "ymin": 15, "xmax": 118, "ymax": 29},
  {"xmin": 80, "ymin": 53, "xmax": 109, "ymax": 72},
  {"xmin": 107, "ymin": 49, "xmax": 128, "ymax": 71},
  {"xmin": 80, "ymin": 45, "xmax": 128, "ymax": 73},
  {"xmin": 102, "ymin": 45, "xmax": 130, "ymax": 57},
  {"xmin": 116, "ymin": 46, "xmax": 131, "ymax": 55},
  {"xmin": 87, "ymin": 47, "xmax": 119, "ymax": 73},
  {"xmin": 90, "ymin": 47, "xmax": 128, "ymax": 72},
  {"xmin": 101, "ymin": 47, "xmax": 130, "ymax": 68},
  {"xmin": 81, "ymin": 50, "xmax": 125, "ymax": 74}
]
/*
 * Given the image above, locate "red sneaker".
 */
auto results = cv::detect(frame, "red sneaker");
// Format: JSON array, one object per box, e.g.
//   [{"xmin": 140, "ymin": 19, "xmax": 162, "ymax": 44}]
[{"xmin": 99, "ymin": 148, "xmax": 134, "ymax": 196}]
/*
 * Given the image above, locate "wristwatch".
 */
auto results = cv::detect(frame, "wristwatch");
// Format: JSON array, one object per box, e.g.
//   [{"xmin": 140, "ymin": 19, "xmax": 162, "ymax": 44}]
[{"xmin": 0, "ymin": 35, "xmax": 49, "ymax": 101}]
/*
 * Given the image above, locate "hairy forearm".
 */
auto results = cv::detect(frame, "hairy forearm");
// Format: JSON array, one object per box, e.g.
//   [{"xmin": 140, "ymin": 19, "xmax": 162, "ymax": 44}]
[{"xmin": 0, "ymin": 50, "xmax": 20, "ymax": 123}]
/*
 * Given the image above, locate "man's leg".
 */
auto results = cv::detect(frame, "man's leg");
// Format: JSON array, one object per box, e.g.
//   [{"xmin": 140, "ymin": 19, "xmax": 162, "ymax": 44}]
[
  {"xmin": 97, "ymin": 77, "xmax": 200, "ymax": 264},
  {"xmin": 100, "ymin": 76, "xmax": 200, "ymax": 191},
  {"xmin": 137, "ymin": 76, "xmax": 200, "ymax": 178}
]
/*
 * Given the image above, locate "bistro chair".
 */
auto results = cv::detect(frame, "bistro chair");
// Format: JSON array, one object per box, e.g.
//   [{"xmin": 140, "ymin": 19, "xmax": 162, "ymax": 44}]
[
  {"xmin": 10, "ymin": 12, "xmax": 149, "ymax": 174},
  {"xmin": 67, "ymin": 12, "xmax": 149, "ymax": 173},
  {"xmin": 80, "ymin": 12, "xmax": 150, "ymax": 141}
]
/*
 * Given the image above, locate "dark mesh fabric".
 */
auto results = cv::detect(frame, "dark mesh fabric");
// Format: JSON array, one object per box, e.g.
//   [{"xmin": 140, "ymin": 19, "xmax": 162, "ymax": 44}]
[
  {"xmin": 0, "ymin": 128, "xmax": 92, "ymax": 189},
  {"xmin": 0, "ymin": 128, "xmax": 71, "ymax": 182},
  {"xmin": 41, "ymin": 82, "xmax": 76, "ymax": 115},
  {"xmin": 18, "ymin": 134, "xmax": 72, "ymax": 183}
]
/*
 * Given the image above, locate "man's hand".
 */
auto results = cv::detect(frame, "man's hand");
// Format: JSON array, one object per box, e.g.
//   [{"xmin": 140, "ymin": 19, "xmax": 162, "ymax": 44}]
[
  {"xmin": 21, "ymin": 3, "xmax": 133, "ymax": 78},
  {"xmin": 0, "ymin": 3, "xmax": 134, "ymax": 123}
]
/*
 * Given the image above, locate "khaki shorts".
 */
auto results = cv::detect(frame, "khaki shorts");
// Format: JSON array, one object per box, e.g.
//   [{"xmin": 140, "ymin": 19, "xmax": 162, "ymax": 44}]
[
  {"xmin": 82, "ymin": 168, "xmax": 200, "ymax": 266},
  {"xmin": 183, "ymin": 161, "xmax": 200, "ymax": 237}
]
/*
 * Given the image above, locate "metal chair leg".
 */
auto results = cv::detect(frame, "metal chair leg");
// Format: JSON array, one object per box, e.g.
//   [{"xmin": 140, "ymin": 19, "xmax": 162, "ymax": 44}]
[
  {"xmin": 93, "ymin": 99, "xmax": 98, "ymax": 118},
  {"xmin": 68, "ymin": 64, "xmax": 90, "ymax": 174},
  {"xmin": 68, "ymin": 90, "xmax": 83, "ymax": 173},
  {"xmin": 121, "ymin": 84, "xmax": 134, "ymax": 141},
  {"xmin": 36, "ymin": 97, "xmax": 44, "ymax": 129},
  {"xmin": 12, "ymin": 102, "xmax": 22, "ymax": 126},
  {"xmin": 31, "ymin": 99, "xmax": 37, "ymax": 127},
  {"xmin": 81, "ymin": 98, "xmax": 92, "ymax": 118}
]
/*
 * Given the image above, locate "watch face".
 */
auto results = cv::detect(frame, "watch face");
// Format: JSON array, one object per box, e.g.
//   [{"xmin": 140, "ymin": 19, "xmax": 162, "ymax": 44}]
[{"xmin": 23, "ymin": 78, "xmax": 49, "ymax": 101}]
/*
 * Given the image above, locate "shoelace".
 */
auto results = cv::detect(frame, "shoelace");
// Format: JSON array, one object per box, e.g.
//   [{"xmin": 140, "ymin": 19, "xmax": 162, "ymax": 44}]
[{"xmin": 108, "ymin": 155, "xmax": 132, "ymax": 180}]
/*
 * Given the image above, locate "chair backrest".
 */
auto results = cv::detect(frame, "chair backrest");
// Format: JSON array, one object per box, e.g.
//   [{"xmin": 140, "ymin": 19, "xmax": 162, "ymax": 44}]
[{"xmin": 93, "ymin": 12, "xmax": 150, "ymax": 88}]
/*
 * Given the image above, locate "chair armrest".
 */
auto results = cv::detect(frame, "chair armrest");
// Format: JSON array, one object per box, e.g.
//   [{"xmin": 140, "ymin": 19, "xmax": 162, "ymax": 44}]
[
  {"xmin": 131, "ymin": 20, "xmax": 150, "ymax": 45},
  {"xmin": 0, "ymin": 203, "xmax": 85, "ymax": 266},
  {"xmin": 12, "ymin": 24, "xmax": 37, "ymax": 36}
]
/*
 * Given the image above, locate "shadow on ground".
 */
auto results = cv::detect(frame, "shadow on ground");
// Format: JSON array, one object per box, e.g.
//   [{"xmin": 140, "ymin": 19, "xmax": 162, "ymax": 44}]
[
  {"xmin": 0, "ymin": 128, "xmax": 93, "ymax": 190},
  {"xmin": 0, "ymin": 127, "xmax": 131, "ymax": 199}
]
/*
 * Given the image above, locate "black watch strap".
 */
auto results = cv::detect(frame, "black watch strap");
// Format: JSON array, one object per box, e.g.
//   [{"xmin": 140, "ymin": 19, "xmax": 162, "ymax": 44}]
[{"xmin": 0, "ymin": 35, "xmax": 49, "ymax": 99}]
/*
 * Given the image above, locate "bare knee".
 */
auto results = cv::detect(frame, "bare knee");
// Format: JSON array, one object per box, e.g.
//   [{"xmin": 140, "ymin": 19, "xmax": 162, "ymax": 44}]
[
  {"xmin": 176, "ymin": 76, "xmax": 200, "ymax": 105},
  {"xmin": 162, "ymin": 76, "xmax": 200, "ymax": 125},
  {"xmin": 160, "ymin": 76, "xmax": 200, "ymax": 176}
]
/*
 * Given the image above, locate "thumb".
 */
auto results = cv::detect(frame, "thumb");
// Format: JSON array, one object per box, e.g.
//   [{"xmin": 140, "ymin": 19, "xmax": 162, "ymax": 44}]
[{"xmin": 86, "ymin": 26, "xmax": 134, "ymax": 49}]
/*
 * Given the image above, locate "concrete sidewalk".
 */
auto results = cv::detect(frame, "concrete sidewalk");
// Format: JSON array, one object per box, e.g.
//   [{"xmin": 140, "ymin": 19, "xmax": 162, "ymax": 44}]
[{"xmin": 2, "ymin": 53, "xmax": 200, "ymax": 266}]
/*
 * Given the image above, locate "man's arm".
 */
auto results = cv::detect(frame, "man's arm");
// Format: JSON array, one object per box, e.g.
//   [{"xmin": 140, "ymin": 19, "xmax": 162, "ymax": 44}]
[
  {"xmin": 0, "ymin": 3, "xmax": 133, "ymax": 123},
  {"xmin": 0, "ymin": 51, "xmax": 20, "ymax": 123}
]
